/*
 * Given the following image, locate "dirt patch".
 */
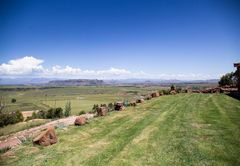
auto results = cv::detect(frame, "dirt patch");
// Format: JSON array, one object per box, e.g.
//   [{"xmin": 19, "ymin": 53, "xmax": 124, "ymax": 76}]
[
  {"xmin": 140, "ymin": 108, "xmax": 156, "ymax": 110},
  {"xmin": 24, "ymin": 147, "xmax": 39, "ymax": 155},
  {"xmin": 191, "ymin": 123, "xmax": 212, "ymax": 128},
  {"xmin": 14, "ymin": 146, "xmax": 25, "ymax": 151},
  {"xmin": 1, "ymin": 151, "xmax": 15, "ymax": 157},
  {"xmin": 89, "ymin": 141, "xmax": 112, "ymax": 148},
  {"xmin": 111, "ymin": 114, "xmax": 127, "ymax": 119},
  {"xmin": 22, "ymin": 111, "xmax": 39, "ymax": 120},
  {"xmin": 199, "ymin": 136, "xmax": 213, "ymax": 140},
  {"xmin": 197, "ymin": 103, "xmax": 203, "ymax": 105},
  {"xmin": 191, "ymin": 111, "xmax": 196, "ymax": 116}
]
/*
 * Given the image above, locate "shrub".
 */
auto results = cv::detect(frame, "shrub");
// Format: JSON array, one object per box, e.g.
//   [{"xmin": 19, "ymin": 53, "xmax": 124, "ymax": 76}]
[
  {"xmin": 160, "ymin": 90, "xmax": 170, "ymax": 95},
  {"xmin": 11, "ymin": 98, "xmax": 16, "ymax": 103},
  {"xmin": 25, "ymin": 116, "xmax": 33, "ymax": 121},
  {"xmin": 37, "ymin": 110, "xmax": 46, "ymax": 119},
  {"xmin": 0, "ymin": 145, "xmax": 11, "ymax": 154},
  {"xmin": 79, "ymin": 110, "xmax": 86, "ymax": 115},
  {"xmin": 170, "ymin": 84, "xmax": 175, "ymax": 90},
  {"xmin": 0, "ymin": 110, "xmax": 23, "ymax": 127},
  {"xmin": 92, "ymin": 104, "xmax": 99, "ymax": 110},
  {"xmin": 14, "ymin": 109, "xmax": 24, "ymax": 123},
  {"xmin": 46, "ymin": 108, "xmax": 54, "ymax": 119},
  {"xmin": 54, "ymin": 107, "xmax": 63, "ymax": 118},
  {"xmin": 108, "ymin": 103, "xmax": 113, "ymax": 109},
  {"xmin": 65, "ymin": 101, "xmax": 71, "ymax": 117}
]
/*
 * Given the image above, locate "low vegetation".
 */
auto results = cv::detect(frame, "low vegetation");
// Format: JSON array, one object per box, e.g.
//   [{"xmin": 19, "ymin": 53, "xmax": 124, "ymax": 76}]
[
  {"xmin": 1, "ymin": 93, "xmax": 239, "ymax": 165},
  {"xmin": 0, "ymin": 119, "xmax": 51, "ymax": 136}
]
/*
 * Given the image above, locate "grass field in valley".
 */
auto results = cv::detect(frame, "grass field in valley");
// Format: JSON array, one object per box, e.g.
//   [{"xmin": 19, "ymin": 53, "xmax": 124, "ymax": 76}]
[
  {"xmin": 0, "ymin": 86, "xmax": 169, "ymax": 114},
  {"xmin": 1, "ymin": 93, "xmax": 240, "ymax": 165}
]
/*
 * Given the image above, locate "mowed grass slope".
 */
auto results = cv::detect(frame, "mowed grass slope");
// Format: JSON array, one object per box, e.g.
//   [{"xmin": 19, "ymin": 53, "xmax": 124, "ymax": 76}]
[{"xmin": 1, "ymin": 93, "xmax": 240, "ymax": 165}]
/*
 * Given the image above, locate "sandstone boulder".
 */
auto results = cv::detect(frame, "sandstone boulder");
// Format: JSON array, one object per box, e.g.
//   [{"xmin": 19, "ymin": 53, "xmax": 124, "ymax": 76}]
[
  {"xmin": 147, "ymin": 94, "xmax": 152, "ymax": 100},
  {"xmin": 74, "ymin": 115, "xmax": 86, "ymax": 125},
  {"xmin": 119, "ymin": 106, "xmax": 126, "ymax": 111},
  {"xmin": 152, "ymin": 92, "xmax": 159, "ymax": 98},
  {"xmin": 170, "ymin": 90, "xmax": 176, "ymax": 95},
  {"xmin": 33, "ymin": 126, "xmax": 58, "ymax": 146},
  {"xmin": 187, "ymin": 89, "xmax": 192, "ymax": 93},
  {"xmin": 131, "ymin": 101, "xmax": 137, "ymax": 106},
  {"xmin": 137, "ymin": 99, "xmax": 144, "ymax": 103},
  {"xmin": 96, "ymin": 107, "xmax": 107, "ymax": 116},
  {"xmin": 115, "ymin": 102, "xmax": 123, "ymax": 107},
  {"xmin": 160, "ymin": 92, "xmax": 164, "ymax": 96}
]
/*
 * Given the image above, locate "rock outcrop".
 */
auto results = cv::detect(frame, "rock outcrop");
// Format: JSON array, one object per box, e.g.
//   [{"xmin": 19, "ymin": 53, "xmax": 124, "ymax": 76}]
[
  {"xmin": 33, "ymin": 126, "xmax": 58, "ymax": 146},
  {"xmin": 131, "ymin": 101, "xmax": 137, "ymax": 106},
  {"xmin": 137, "ymin": 99, "xmax": 144, "ymax": 103},
  {"xmin": 114, "ymin": 102, "xmax": 124, "ymax": 110},
  {"xmin": 170, "ymin": 90, "xmax": 176, "ymax": 95},
  {"xmin": 74, "ymin": 115, "xmax": 86, "ymax": 125},
  {"xmin": 147, "ymin": 94, "xmax": 152, "ymax": 100},
  {"xmin": 96, "ymin": 107, "xmax": 107, "ymax": 116},
  {"xmin": 152, "ymin": 92, "xmax": 159, "ymax": 98}
]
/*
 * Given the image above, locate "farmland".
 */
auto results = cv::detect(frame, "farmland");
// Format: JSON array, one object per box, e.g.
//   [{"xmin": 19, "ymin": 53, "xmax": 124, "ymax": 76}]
[
  {"xmin": 0, "ymin": 86, "xmax": 170, "ymax": 115},
  {"xmin": 0, "ymin": 93, "xmax": 239, "ymax": 165}
]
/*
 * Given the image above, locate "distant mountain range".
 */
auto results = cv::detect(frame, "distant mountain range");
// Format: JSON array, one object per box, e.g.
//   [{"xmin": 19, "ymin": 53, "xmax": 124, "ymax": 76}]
[
  {"xmin": 46, "ymin": 79, "xmax": 107, "ymax": 86},
  {"xmin": 0, "ymin": 77, "xmax": 219, "ymax": 86},
  {"xmin": 103, "ymin": 78, "xmax": 220, "ymax": 84}
]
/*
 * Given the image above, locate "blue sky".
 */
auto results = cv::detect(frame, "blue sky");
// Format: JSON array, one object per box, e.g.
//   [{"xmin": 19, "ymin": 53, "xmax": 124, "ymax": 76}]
[{"xmin": 0, "ymin": 0, "xmax": 239, "ymax": 80}]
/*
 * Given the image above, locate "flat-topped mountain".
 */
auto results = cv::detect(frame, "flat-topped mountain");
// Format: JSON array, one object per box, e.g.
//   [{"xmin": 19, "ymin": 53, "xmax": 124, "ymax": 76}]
[{"xmin": 46, "ymin": 79, "xmax": 108, "ymax": 86}]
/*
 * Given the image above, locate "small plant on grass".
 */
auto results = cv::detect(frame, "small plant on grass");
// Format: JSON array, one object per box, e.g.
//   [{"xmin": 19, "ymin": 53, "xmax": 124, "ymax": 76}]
[
  {"xmin": 0, "ymin": 145, "xmax": 11, "ymax": 154},
  {"xmin": 17, "ymin": 134, "xmax": 34, "ymax": 145},
  {"xmin": 79, "ymin": 110, "xmax": 86, "ymax": 115},
  {"xmin": 54, "ymin": 123, "xmax": 68, "ymax": 129},
  {"xmin": 65, "ymin": 101, "xmax": 71, "ymax": 117},
  {"xmin": 11, "ymin": 98, "xmax": 16, "ymax": 103}
]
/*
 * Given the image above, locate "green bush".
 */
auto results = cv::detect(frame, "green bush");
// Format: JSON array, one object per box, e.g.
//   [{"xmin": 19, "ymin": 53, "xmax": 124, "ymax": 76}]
[
  {"xmin": 25, "ymin": 116, "xmax": 33, "ymax": 121},
  {"xmin": 170, "ymin": 84, "xmax": 175, "ymax": 90},
  {"xmin": 14, "ymin": 109, "xmax": 24, "ymax": 123},
  {"xmin": 11, "ymin": 98, "xmax": 16, "ymax": 103},
  {"xmin": 46, "ymin": 108, "xmax": 63, "ymax": 119},
  {"xmin": 37, "ymin": 110, "xmax": 46, "ymax": 119},
  {"xmin": 159, "ymin": 90, "xmax": 170, "ymax": 95},
  {"xmin": 79, "ymin": 110, "xmax": 86, "ymax": 115},
  {"xmin": 108, "ymin": 103, "xmax": 113, "ymax": 109},
  {"xmin": 0, "ymin": 110, "xmax": 23, "ymax": 127},
  {"xmin": 46, "ymin": 108, "xmax": 54, "ymax": 119},
  {"xmin": 65, "ymin": 101, "xmax": 71, "ymax": 117},
  {"xmin": 54, "ymin": 107, "xmax": 63, "ymax": 118}
]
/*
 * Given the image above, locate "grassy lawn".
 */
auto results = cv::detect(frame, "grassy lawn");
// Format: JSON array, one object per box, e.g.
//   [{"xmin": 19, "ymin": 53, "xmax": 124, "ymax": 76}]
[
  {"xmin": 1, "ymin": 93, "xmax": 240, "ymax": 165},
  {"xmin": 0, "ymin": 86, "xmax": 165, "ymax": 113}
]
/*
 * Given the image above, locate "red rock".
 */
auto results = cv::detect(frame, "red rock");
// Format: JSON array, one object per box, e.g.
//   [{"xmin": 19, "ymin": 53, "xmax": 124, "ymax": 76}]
[
  {"xmin": 131, "ymin": 101, "xmax": 137, "ymax": 106},
  {"xmin": 152, "ymin": 92, "xmax": 159, "ymax": 98},
  {"xmin": 137, "ymin": 99, "xmax": 144, "ymax": 103},
  {"xmin": 74, "ymin": 115, "xmax": 86, "ymax": 125},
  {"xmin": 147, "ymin": 94, "xmax": 152, "ymax": 100},
  {"xmin": 96, "ymin": 107, "xmax": 107, "ymax": 116},
  {"xmin": 33, "ymin": 126, "xmax": 58, "ymax": 146},
  {"xmin": 170, "ymin": 90, "xmax": 176, "ymax": 95}
]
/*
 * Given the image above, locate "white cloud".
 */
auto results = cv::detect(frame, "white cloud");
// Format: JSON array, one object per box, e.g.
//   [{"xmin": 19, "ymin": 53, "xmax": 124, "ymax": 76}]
[
  {"xmin": 0, "ymin": 56, "xmax": 44, "ymax": 75},
  {"xmin": 0, "ymin": 56, "xmax": 220, "ymax": 80}
]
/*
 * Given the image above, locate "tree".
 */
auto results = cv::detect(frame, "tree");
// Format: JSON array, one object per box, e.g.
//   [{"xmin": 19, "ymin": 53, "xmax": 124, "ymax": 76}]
[
  {"xmin": 65, "ymin": 101, "xmax": 71, "ymax": 117},
  {"xmin": 218, "ymin": 71, "xmax": 237, "ymax": 87},
  {"xmin": 14, "ymin": 109, "xmax": 24, "ymax": 123},
  {"xmin": 46, "ymin": 108, "xmax": 54, "ymax": 119},
  {"xmin": 12, "ymin": 98, "xmax": 16, "ymax": 103},
  {"xmin": 54, "ymin": 107, "xmax": 63, "ymax": 118},
  {"xmin": 170, "ymin": 84, "xmax": 175, "ymax": 90}
]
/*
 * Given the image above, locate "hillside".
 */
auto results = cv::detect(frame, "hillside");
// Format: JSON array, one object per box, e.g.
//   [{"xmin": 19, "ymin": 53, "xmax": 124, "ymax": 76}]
[
  {"xmin": 46, "ymin": 79, "xmax": 108, "ymax": 86},
  {"xmin": 1, "ymin": 93, "xmax": 240, "ymax": 165}
]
